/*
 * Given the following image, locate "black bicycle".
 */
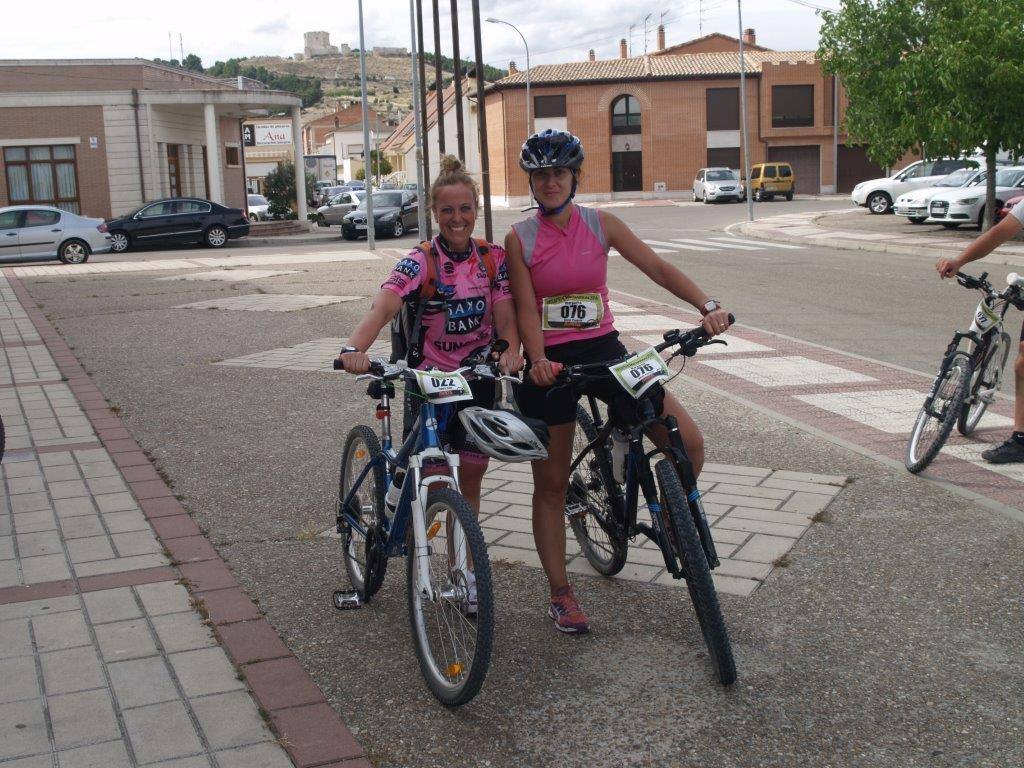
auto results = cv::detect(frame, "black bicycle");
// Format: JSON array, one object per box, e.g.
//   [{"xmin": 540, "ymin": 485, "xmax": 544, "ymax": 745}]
[
  {"xmin": 559, "ymin": 322, "xmax": 737, "ymax": 686},
  {"xmin": 906, "ymin": 270, "xmax": 1024, "ymax": 473}
]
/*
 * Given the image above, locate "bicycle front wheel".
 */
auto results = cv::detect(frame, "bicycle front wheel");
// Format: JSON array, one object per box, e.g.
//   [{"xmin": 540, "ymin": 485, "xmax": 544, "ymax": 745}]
[
  {"xmin": 654, "ymin": 459, "xmax": 736, "ymax": 686},
  {"xmin": 567, "ymin": 405, "xmax": 627, "ymax": 576},
  {"xmin": 958, "ymin": 332, "xmax": 1012, "ymax": 437},
  {"xmin": 407, "ymin": 487, "xmax": 494, "ymax": 706},
  {"xmin": 338, "ymin": 425, "xmax": 388, "ymax": 601},
  {"xmin": 906, "ymin": 354, "xmax": 972, "ymax": 473}
]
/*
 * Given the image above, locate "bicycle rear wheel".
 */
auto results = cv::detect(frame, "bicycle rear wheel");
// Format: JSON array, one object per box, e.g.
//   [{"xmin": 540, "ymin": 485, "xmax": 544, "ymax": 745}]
[
  {"xmin": 407, "ymin": 487, "xmax": 494, "ymax": 706},
  {"xmin": 654, "ymin": 459, "xmax": 736, "ymax": 686},
  {"xmin": 567, "ymin": 405, "xmax": 627, "ymax": 576},
  {"xmin": 958, "ymin": 332, "xmax": 1012, "ymax": 437},
  {"xmin": 338, "ymin": 425, "xmax": 388, "ymax": 601},
  {"xmin": 905, "ymin": 354, "xmax": 972, "ymax": 473}
]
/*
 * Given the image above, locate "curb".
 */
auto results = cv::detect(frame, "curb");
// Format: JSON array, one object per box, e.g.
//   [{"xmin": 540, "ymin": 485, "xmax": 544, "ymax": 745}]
[{"xmin": 3, "ymin": 267, "xmax": 371, "ymax": 768}]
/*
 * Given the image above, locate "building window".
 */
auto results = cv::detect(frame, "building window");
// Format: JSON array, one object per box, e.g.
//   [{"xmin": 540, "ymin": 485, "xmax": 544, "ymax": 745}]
[
  {"xmin": 611, "ymin": 95, "xmax": 641, "ymax": 135},
  {"xmin": 534, "ymin": 95, "xmax": 566, "ymax": 118},
  {"xmin": 772, "ymin": 85, "xmax": 814, "ymax": 128},
  {"xmin": 225, "ymin": 146, "xmax": 240, "ymax": 167},
  {"xmin": 3, "ymin": 145, "xmax": 80, "ymax": 213},
  {"xmin": 707, "ymin": 147, "xmax": 741, "ymax": 170},
  {"xmin": 706, "ymin": 88, "xmax": 739, "ymax": 131}
]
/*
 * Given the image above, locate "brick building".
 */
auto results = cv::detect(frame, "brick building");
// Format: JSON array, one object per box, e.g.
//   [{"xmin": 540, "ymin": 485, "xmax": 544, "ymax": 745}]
[
  {"xmin": 0, "ymin": 59, "xmax": 303, "ymax": 220},
  {"xmin": 481, "ymin": 30, "xmax": 887, "ymax": 207}
]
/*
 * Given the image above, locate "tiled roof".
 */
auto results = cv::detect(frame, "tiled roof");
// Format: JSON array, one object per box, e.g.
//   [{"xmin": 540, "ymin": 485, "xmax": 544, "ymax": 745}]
[
  {"xmin": 380, "ymin": 77, "xmax": 479, "ymax": 154},
  {"xmin": 490, "ymin": 50, "xmax": 817, "ymax": 89},
  {"xmin": 653, "ymin": 32, "xmax": 772, "ymax": 55}
]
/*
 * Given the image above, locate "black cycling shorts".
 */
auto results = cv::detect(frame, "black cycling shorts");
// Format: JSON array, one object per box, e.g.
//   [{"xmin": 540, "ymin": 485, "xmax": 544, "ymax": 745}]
[
  {"xmin": 403, "ymin": 378, "xmax": 496, "ymax": 464},
  {"xmin": 517, "ymin": 331, "xmax": 665, "ymax": 427}
]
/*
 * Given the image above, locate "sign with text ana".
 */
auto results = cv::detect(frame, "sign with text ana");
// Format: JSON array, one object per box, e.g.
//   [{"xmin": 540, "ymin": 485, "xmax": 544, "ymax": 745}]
[{"xmin": 243, "ymin": 122, "xmax": 293, "ymax": 147}]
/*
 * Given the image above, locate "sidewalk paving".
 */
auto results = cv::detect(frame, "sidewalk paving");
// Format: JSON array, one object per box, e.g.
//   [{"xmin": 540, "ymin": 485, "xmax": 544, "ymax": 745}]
[
  {"xmin": 0, "ymin": 271, "xmax": 369, "ymax": 767},
  {"xmin": 737, "ymin": 207, "xmax": 1024, "ymax": 267}
]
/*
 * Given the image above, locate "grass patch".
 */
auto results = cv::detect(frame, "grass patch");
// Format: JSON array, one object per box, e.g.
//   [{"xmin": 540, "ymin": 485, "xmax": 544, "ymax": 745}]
[
  {"xmin": 296, "ymin": 520, "xmax": 323, "ymax": 541},
  {"xmin": 773, "ymin": 553, "xmax": 792, "ymax": 568}
]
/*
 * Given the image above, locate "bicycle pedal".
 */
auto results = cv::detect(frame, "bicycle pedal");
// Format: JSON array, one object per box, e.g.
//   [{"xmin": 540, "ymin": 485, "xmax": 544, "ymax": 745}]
[
  {"xmin": 332, "ymin": 590, "xmax": 363, "ymax": 610},
  {"xmin": 564, "ymin": 502, "xmax": 588, "ymax": 519},
  {"xmin": 977, "ymin": 388, "xmax": 997, "ymax": 403}
]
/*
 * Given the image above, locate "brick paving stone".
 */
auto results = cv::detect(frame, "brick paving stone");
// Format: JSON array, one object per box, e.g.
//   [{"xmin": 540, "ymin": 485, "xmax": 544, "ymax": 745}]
[
  {"xmin": 77, "ymin": 567, "xmax": 174, "ymax": 594},
  {"xmin": 271, "ymin": 703, "xmax": 364, "ymax": 767},
  {"xmin": 49, "ymin": 689, "xmax": 121, "ymax": 750},
  {"xmin": 164, "ymin": 535, "xmax": 218, "ymax": 564},
  {"xmin": 101, "ymin": 510, "xmax": 148, "ymax": 534},
  {"xmin": 714, "ymin": 559, "xmax": 773, "ymax": 580},
  {"xmin": 53, "ymin": 498, "xmax": 97, "ymax": 518},
  {"xmin": 769, "ymin": 469, "xmax": 848, "ymax": 485},
  {"xmin": 84, "ymin": 476, "xmax": 128, "ymax": 495},
  {"xmin": 726, "ymin": 507, "xmax": 812, "ymax": 527},
  {"xmin": 243, "ymin": 656, "xmax": 323, "ymax": 711},
  {"xmin": 179, "ymin": 560, "xmax": 236, "ymax": 592},
  {"xmin": 16, "ymin": 530, "xmax": 62, "ymax": 557},
  {"xmin": 192, "ymin": 588, "xmax": 260, "ymax": 625},
  {"xmin": 213, "ymin": 742, "xmax": 294, "ymax": 768},
  {"xmin": 151, "ymin": 515, "xmax": 202, "ymax": 540},
  {"xmin": 169, "ymin": 647, "xmax": 245, "ymax": 698},
  {"xmin": 13, "ymin": 509, "xmax": 58, "ymax": 533},
  {"xmin": 0, "ymin": 594, "xmax": 79, "ymax": 621},
  {"xmin": 21, "ymin": 553, "xmax": 71, "ymax": 584},
  {"xmin": 94, "ymin": 618, "xmax": 158, "ymax": 662},
  {"xmin": 135, "ymin": 582, "xmax": 192, "ymax": 616},
  {"xmin": 110, "ymin": 530, "xmax": 162, "ymax": 557},
  {"xmin": 487, "ymin": 544, "xmax": 544, "ymax": 568},
  {"xmin": 732, "ymin": 534, "xmax": 798, "ymax": 564},
  {"xmin": 700, "ymin": 492, "xmax": 782, "ymax": 510},
  {"xmin": 216, "ymin": 619, "xmax": 291, "ymax": 665},
  {"xmin": 782, "ymin": 492, "xmax": 832, "ymax": 514},
  {"xmin": 108, "ymin": 656, "xmax": 179, "ymax": 709},
  {"xmin": 122, "ymin": 700, "xmax": 204, "ymax": 765},
  {"xmin": 191, "ymin": 690, "xmax": 273, "ymax": 750},
  {"xmin": 709, "ymin": 573, "xmax": 760, "ymax": 597},
  {"xmin": 66, "ymin": 535, "xmax": 116, "ymax": 564},
  {"xmin": 93, "ymin": 493, "xmax": 137, "ymax": 514},
  {"xmin": 0, "ymin": 699, "xmax": 49, "ymax": 760},
  {"xmin": 82, "ymin": 587, "xmax": 142, "ymax": 624},
  {"xmin": 48, "ymin": 480, "xmax": 89, "ymax": 499},
  {"xmin": 714, "ymin": 516, "xmax": 807, "ymax": 539},
  {"xmin": 32, "ymin": 609, "xmax": 91, "ymax": 651},
  {"xmin": 58, "ymin": 514, "xmax": 106, "ymax": 539},
  {"xmin": 710, "ymin": 482, "xmax": 794, "ymax": 501},
  {"xmin": 0, "ymin": 617, "xmax": 33, "ymax": 659},
  {"xmin": 74, "ymin": 553, "xmax": 167, "ymax": 577},
  {"xmin": 479, "ymin": 515, "xmax": 534, "ymax": 534},
  {"xmin": 41, "ymin": 645, "xmax": 107, "ymax": 695},
  {"xmin": 0, "ymin": 656, "xmax": 40, "ymax": 704},
  {"xmin": 150, "ymin": 611, "xmax": 216, "ymax": 654},
  {"xmin": 759, "ymin": 477, "xmax": 842, "ymax": 495},
  {"xmin": 55, "ymin": 740, "xmax": 132, "ymax": 768},
  {"xmin": 3, "ymin": 755, "xmax": 58, "ymax": 767}
]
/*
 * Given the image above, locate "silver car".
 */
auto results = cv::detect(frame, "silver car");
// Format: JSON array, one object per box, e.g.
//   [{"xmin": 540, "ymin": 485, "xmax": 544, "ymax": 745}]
[
  {"xmin": 317, "ymin": 190, "xmax": 366, "ymax": 226},
  {"xmin": 693, "ymin": 167, "xmax": 745, "ymax": 203},
  {"xmin": 0, "ymin": 205, "xmax": 111, "ymax": 264}
]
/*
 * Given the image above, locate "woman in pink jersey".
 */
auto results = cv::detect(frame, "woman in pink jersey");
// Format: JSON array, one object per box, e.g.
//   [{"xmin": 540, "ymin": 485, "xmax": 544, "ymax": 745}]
[
  {"xmin": 339, "ymin": 156, "xmax": 524, "ymax": 513},
  {"xmin": 505, "ymin": 130, "xmax": 732, "ymax": 634}
]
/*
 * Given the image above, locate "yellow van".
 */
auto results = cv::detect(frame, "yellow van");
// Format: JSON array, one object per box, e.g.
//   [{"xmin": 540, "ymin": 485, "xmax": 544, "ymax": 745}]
[{"xmin": 749, "ymin": 162, "xmax": 795, "ymax": 201}]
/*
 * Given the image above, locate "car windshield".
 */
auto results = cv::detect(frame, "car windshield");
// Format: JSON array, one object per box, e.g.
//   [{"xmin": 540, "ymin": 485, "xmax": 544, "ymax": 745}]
[
  {"xmin": 996, "ymin": 169, "xmax": 1024, "ymax": 187},
  {"xmin": 935, "ymin": 169, "xmax": 975, "ymax": 187},
  {"xmin": 248, "ymin": 195, "xmax": 268, "ymax": 206},
  {"xmin": 357, "ymin": 192, "xmax": 405, "ymax": 209},
  {"xmin": 706, "ymin": 169, "xmax": 738, "ymax": 181}
]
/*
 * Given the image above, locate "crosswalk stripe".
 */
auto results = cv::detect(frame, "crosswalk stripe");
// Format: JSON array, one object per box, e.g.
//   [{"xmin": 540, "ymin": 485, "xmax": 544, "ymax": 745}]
[
  {"xmin": 642, "ymin": 239, "xmax": 708, "ymax": 251},
  {"xmin": 671, "ymin": 238, "xmax": 762, "ymax": 251},
  {"xmin": 708, "ymin": 236, "xmax": 804, "ymax": 250},
  {"xmin": 616, "ymin": 245, "xmax": 674, "ymax": 254}
]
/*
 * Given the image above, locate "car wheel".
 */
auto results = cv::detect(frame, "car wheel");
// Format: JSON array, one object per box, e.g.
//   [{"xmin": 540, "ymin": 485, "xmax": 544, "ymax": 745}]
[
  {"xmin": 342, "ymin": 230, "xmax": 358, "ymax": 241},
  {"xmin": 392, "ymin": 219, "xmax": 405, "ymax": 238},
  {"xmin": 58, "ymin": 239, "xmax": 90, "ymax": 265},
  {"xmin": 867, "ymin": 191, "xmax": 892, "ymax": 215},
  {"xmin": 909, "ymin": 216, "xmax": 927, "ymax": 224},
  {"xmin": 109, "ymin": 230, "xmax": 130, "ymax": 253},
  {"xmin": 753, "ymin": 187, "xmax": 763, "ymax": 202},
  {"xmin": 248, "ymin": 213, "xmax": 259, "ymax": 223},
  {"xmin": 692, "ymin": 190, "xmax": 699, "ymax": 202},
  {"xmin": 204, "ymin": 225, "xmax": 228, "ymax": 248},
  {"xmin": 941, "ymin": 222, "xmax": 961, "ymax": 230},
  {"xmin": 785, "ymin": 191, "xmax": 794, "ymax": 201}
]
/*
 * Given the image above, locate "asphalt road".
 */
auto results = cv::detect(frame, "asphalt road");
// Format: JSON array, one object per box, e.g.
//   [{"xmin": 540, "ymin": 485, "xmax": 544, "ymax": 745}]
[{"xmin": 12, "ymin": 199, "xmax": 1024, "ymax": 767}]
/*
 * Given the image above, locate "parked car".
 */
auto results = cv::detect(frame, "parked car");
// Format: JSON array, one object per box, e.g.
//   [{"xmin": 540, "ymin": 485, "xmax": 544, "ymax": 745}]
[
  {"xmin": 246, "ymin": 194, "xmax": 271, "ymax": 222},
  {"xmin": 997, "ymin": 193, "xmax": 1024, "ymax": 222},
  {"xmin": 105, "ymin": 198, "xmax": 249, "ymax": 252},
  {"xmin": 851, "ymin": 158, "xmax": 979, "ymax": 215},
  {"xmin": 748, "ymin": 162, "xmax": 794, "ymax": 202},
  {"xmin": 316, "ymin": 190, "xmax": 366, "ymax": 226},
  {"xmin": 692, "ymin": 167, "xmax": 744, "ymax": 203},
  {"xmin": 345, "ymin": 180, "xmax": 367, "ymax": 191},
  {"xmin": 927, "ymin": 167, "xmax": 1024, "ymax": 229},
  {"xmin": 402, "ymin": 182, "xmax": 419, "ymax": 192},
  {"xmin": 0, "ymin": 205, "xmax": 111, "ymax": 264},
  {"xmin": 341, "ymin": 191, "xmax": 419, "ymax": 240},
  {"xmin": 893, "ymin": 167, "xmax": 979, "ymax": 223},
  {"xmin": 318, "ymin": 185, "xmax": 347, "ymax": 206}
]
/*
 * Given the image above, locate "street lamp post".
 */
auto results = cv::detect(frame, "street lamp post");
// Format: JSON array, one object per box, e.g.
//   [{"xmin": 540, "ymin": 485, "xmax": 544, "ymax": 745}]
[
  {"xmin": 737, "ymin": 0, "xmax": 754, "ymax": 222},
  {"xmin": 358, "ymin": 0, "xmax": 375, "ymax": 249},
  {"xmin": 486, "ymin": 17, "xmax": 531, "ymax": 138}
]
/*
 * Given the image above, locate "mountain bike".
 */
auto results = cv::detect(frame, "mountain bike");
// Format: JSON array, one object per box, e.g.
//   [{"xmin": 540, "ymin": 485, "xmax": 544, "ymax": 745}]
[
  {"xmin": 332, "ymin": 352, "xmax": 506, "ymax": 706},
  {"xmin": 558, "ymin": 321, "xmax": 737, "ymax": 686},
  {"xmin": 905, "ymin": 270, "xmax": 1024, "ymax": 473}
]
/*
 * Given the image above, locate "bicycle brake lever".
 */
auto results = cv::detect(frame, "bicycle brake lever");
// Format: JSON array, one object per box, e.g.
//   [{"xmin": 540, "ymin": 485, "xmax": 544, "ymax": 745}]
[{"xmin": 707, "ymin": 339, "xmax": 727, "ymax": 346}]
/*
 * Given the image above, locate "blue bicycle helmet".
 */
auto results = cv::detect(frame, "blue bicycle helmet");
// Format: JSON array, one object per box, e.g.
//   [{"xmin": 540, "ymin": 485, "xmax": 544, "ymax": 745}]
[{"xmin": 519, "ymin": 129, "xmax": 585, "ymax": 172}]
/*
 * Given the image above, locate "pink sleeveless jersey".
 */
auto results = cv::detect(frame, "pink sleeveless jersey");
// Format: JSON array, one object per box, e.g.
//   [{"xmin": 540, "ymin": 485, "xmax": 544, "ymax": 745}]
[
  {"xmin": 380, "ymin": 237, "xmax": 512, "ymax": 371},
  {"xmin": 511, "ymin": 205, "xmax": 615, "ymax": 347}
]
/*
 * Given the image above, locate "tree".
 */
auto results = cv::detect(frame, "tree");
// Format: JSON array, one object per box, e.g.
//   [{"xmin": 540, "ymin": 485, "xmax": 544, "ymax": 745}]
[
  {"xmin": 819, "ymin": 0, "xmax": 1024, "ymax": 229},
  {"xmin": 263, "ymin": 162, "xmax": 317, "ymax": 220},
  {"xmin": 182, "ymin": 54, "xmax": 204, "ymax": 72},
  {"xmin": 354, "ymin": 150, "xmax": 393, "ymax": 182}
]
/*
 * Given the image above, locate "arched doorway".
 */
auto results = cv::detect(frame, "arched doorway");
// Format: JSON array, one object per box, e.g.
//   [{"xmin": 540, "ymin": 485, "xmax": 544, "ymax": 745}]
[{"xmin": 611, "ymin": 95, "xmax": 642, "ymax": 192}]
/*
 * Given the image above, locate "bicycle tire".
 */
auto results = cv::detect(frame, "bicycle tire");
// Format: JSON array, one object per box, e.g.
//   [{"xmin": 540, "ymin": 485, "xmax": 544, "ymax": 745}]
[
  {"xmin": 567, "ymin": 405, "xmax": 627, "ymax": 576},
  {"xmin": 338, "ymin": 425, "xmax": 388, "ymax": 601},
  {"xmin": 958, "ymin": 332, "xmax": 1012, "ymax": 437},
  {"xmin": 0, "ymin": 414, "xmax": 5, "ymax": 463},
  {"xmin": 407, "ymin": 487, "xmax": 494, "ymax": 706},
  {"xmin": 905, "ymin": 354, "xmax": 972, "ymax": 474},
  {"xmin": 654, "ymin": 459, "xmax": 736, "ymax": 686}
]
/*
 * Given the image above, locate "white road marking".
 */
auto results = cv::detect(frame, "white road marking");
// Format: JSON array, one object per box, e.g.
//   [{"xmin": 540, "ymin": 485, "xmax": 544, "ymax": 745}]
[
  {"xmin": 700, "ymin": 356, "xmax": 877, "ymax": 387},
  {"xmin": 705, "ymin": 236, "xmax": 805, "ymax": 250},
  {"xmin": 672, "ymin": 238, "xmax": 763, "ymax": 251}
]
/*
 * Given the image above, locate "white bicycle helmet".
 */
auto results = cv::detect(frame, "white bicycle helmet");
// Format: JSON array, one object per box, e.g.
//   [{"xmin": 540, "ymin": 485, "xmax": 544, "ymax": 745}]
[{"xmin": 458, "ymin": 407, "xmax": 550, "ymax": 462}]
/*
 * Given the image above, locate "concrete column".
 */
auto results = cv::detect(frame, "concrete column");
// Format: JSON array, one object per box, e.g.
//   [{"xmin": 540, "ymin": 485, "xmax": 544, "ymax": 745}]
[
  {"xmin": 203, "ymin": 103, "xmax": 224, "ymax": 204},
  {"xmin": 291, "ymin": 106, "xmax": 307, "ymax": 222},
  {"xmin": 145, "ymin": 104, "xmax": 158, "ymax": 201}
]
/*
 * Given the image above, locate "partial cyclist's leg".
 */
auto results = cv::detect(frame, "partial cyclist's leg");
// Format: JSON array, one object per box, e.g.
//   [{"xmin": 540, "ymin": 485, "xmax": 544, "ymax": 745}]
[
  {"xmin": 1015, "ymin": 338, "xmax": 1024, "ymax": 432},
  {"xmin": 530, "ymin": 423, "xmax": 574, "ymax": 593},
  {"xmin": 982, "ymin": 336, "xmax": 1024, "ymax": 464}
]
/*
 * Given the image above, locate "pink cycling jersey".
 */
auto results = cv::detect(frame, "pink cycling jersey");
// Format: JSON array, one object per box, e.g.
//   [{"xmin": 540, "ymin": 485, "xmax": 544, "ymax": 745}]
[
  {"xmin": 381, "ymin": 237, "xmax": 512, "ymax": 371},
  {"xmin": 511, "ymin": 205, "xmax": 615, "ymax": 347}
]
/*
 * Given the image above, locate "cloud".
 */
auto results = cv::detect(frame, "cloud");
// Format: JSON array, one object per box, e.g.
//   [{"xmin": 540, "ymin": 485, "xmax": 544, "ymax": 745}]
[{"xmin": 252, "ymin": 17, "xmax": 290, "ymax": 35}]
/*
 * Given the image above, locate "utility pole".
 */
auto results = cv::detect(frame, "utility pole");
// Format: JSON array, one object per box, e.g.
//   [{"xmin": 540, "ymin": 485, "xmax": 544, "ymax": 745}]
[
  {"xmin": 409, "ymin": 0, "xmax": 428, "ymax": 237},
  {"xmin": 432, "ymin": 0, "xmax": 446, "ymax": 155},
  {"xmin": 737, "ymin": 0, "xmax": 753, "ymax": 222},
  {"xmin": 450, "ymin": 0, "xmax": 466, "ymax": 160},
  {"xmin": 470, "ymin": 0, "xmax": 492, "ymax": 242},
  {"xmin": 358, "ymin": 0, "xmax": 375, "ymax": 249}
]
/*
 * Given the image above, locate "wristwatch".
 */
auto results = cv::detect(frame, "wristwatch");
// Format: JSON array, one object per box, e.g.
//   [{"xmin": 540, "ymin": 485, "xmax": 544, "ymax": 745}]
[
  {"xmin": 700, "ymin": 299, "xmax": 721, "ymax": 317},
  {"xmin": 339, "ymin": 345, "xmax": 360, "ymax": 355}
]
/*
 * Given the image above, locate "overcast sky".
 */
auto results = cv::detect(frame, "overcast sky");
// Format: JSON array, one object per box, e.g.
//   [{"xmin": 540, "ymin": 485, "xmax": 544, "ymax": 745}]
[{"xmin": 1, "ymin": 0, "xmax": 840, "ymax": 70}]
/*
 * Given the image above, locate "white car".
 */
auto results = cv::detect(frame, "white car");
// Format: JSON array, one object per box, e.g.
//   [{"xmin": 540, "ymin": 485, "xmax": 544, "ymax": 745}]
[
  {"xmin": 0, "ymin": 205, "xmax": 111, "ymax": 264},
  {"xmin": 927, "ymin": 166, "xmax": 1024, "ymax": 229},
  {"xmin": 246, "ymin": 194, "xmax": 270, "ymax": 222},
  {"xmin": 851, "ymin": 158, "xmax": 979, "ymax": 215},
  {"xmin": 893, "ymin": 168, "xmax": 980, "ymax": 223},
  {"xmin": 693, "ymin": 167, "xmax": 744, "ymax": 203}
]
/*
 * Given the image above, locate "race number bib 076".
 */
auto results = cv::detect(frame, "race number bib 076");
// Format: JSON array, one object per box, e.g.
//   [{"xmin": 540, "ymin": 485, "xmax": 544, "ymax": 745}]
[
  {"xmin": 412, "ymin": 369, "xmax": 473, "ymax": 404},
  {"xmin": 608, "ymin": 348, "xmax": 670, "ymax": 399},
  {"xmin": 541, "ymin": 293, "xmax": 603, "ymax": 330}
]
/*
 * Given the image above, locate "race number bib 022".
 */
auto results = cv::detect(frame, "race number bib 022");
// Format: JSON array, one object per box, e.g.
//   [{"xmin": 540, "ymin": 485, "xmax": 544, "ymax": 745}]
[
  {"xmin": 608, "ymin": 348, "xmax": 670, "ymax": 399},
  {"xmin": 412, "ymin": 369, "xmax": 474, "ymax": 404},
  {"xmin": 541, "ymin": 293, "xmax": 603, "ymax": 330}
]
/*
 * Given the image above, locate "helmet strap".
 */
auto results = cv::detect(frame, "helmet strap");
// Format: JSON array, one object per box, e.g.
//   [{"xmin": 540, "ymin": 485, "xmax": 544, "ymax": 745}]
[{"xmin": 530, "ymin": 171, "xmax": 579, "ymax": 216}]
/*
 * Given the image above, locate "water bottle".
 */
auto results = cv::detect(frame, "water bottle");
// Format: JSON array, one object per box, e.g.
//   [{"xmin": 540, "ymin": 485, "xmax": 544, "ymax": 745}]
[
  {"xmin": 610, "ymin": 428, "xmax": 628, "ymax": 484},
  {"xmin": 385, "ymin": 469, "xmax": 406, "ymax": 512}
]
